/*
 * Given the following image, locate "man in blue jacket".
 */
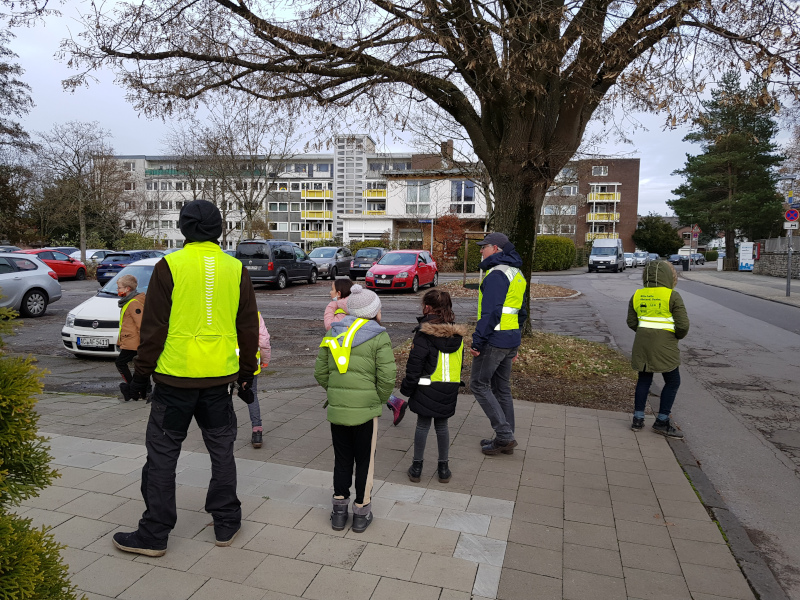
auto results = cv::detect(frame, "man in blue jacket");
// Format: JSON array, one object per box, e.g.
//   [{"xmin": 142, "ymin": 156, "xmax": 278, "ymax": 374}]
[{"xmin": 470, "ymin": 232, "xmax": 528, "ymax": 456}]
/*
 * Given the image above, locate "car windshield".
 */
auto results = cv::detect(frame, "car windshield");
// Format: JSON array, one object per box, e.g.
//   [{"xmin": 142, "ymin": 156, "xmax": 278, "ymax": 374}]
[
  {"xmin": 378, "ymin": 253, "xmax": 417, "ymax": 266},
  {"xmin": 591, "ymin": 247, "xmax": 617, "ymax": 256},
  {"xmin": 309, "ymin": 249, "xmax": 335, "ymax": 258},
  {"xmin": 669, "ymin": 255, "xmax": 681, "ymax": 260},
  {"xmin": 103, "ymin": 254, "xmax": 131, "ymax": 263},
  {"xmin": 635, "ymin": 252, "xmax": 647, "ymax": 258},
  {"xmin": 236, "ymin": 244, "xmax": 269, "ymax": 258},
  {"xmin": 98, "ymin": 265, "xmax": 155, "ymax": 297},
  {"xmin": 624, "ymin": 253, "xmax": 634, "ymax": 258},
  {"xmin": 355, "ymin": 249, "xmax": 381, "ymax": 259}
]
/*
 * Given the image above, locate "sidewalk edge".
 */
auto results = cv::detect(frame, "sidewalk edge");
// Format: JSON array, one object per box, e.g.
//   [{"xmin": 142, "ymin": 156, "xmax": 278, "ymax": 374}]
[
  {"xmin": 667, "ymin": 438, "xmax": 789, "ymax": 600},
  {"xmin": 678, "ymin": 273, "xmax": 800, "ymax": 309}
]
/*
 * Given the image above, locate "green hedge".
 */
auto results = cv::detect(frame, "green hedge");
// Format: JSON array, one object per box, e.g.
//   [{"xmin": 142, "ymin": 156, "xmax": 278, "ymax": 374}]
[
  {"xmin": 532, "ymin": 237, "xmax": 576, "ymax": 271},
  {"xmin": 454, "ymin": 240, "xmax": 482, "ymax": 271},
  {"xmin": 705, "ymin": 250, "xmax": 719, "ymax": 261}
]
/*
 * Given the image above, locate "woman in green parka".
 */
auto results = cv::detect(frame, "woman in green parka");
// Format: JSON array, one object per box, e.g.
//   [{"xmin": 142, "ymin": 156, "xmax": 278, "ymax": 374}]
[
  {"xmin": 314, "ymin": 285, "xmax": 396, "ymax": 534},
  {"xmin": 626, "ymin": 260, "xmax": 690, "ymax": 438}
]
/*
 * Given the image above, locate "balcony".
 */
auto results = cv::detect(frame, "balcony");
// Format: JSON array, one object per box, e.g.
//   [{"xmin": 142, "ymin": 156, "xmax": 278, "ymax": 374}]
[
  {"xmin": 301, "ymin": 210, "xmax": 332, "ymax": 219},
  {"xmin": 586, "ymin": 232, "xmax": 620, "ymax": 242},
  {"xmin": 586, "ymin": 212, "xmax": 620, "ymax": 222},
  {"xmin": 588, "ymin": 192, "xmax": 621, "ymax": 202},
  {"xmin": 364, "ymin": 210, "xmax": 386, "ymax": 216},
  {"xmin": 363, "ymin": 189, "xmax": 387, "ymax": 198},
  {"xmin": 301, "ymin": 231, "xmax": 331, "ymax": 240},
  {"xmin": 301, "ymin": 190, "xmax": 333, "ymax": 199}
]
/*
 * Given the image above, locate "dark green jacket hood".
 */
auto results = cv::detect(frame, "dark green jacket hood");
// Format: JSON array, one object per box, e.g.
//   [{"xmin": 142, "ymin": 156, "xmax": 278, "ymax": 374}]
[{"xmin": 642, "ymin": 260, "xmax": 676, "ymax": 289}]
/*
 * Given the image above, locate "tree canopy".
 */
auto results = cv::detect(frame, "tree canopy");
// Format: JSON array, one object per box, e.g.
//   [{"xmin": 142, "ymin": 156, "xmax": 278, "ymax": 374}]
[{"xmin": 631, "ymin": 213, "xmax": 684, "ymax": 257}]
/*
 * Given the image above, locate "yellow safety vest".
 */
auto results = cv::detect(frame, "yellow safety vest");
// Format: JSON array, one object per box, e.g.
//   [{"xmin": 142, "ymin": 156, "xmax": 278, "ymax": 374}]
[
  {"xmin": 419, "ymin": 341, "xmax": 464, "ymax": 386},
  {"xmin": 155, "ymin": 242, "xmax": 242, "ymax": 378},
  {"xmin": 334, "ymin": 308, "xmax": 347, "ymax": 316},
  {"xmin": 633, "ymin": 287, "xmax": 675, "ymax": 333},
  {"xmin": 477, "ymin": 265, "xmax": 527, "ymax": 330},
  {"xmin": 319, "ymin": 318, "xmax": 369, "ymax": 374},
  {"xmin": 118, "ymin": 295, "xmax": 141, "ymax": 337}
]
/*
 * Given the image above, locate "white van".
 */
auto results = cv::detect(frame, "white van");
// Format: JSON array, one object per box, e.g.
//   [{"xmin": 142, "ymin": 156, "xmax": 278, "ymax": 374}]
[{"xmin": 588, "ymin": 239, "xmax": 626, "ymax": 273}]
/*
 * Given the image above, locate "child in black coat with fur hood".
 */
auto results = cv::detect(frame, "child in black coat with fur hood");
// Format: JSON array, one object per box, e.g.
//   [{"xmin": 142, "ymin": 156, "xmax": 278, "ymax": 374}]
[{"xmin": 401, "ymin": 289, "xmax": 469, "ymax": 484}]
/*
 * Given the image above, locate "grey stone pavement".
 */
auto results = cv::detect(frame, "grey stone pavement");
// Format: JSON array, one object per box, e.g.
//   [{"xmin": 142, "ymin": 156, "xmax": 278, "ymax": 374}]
[
  {"xmin": 680, "ymin": 268, "xmax": 800, "ymax": 308},
  {"xmin": 18, "ymin": 386, "xmax": 757, "ymax": 600}
]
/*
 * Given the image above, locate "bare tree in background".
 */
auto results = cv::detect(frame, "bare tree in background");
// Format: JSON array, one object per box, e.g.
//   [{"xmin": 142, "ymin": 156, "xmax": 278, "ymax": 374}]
[{"xmin": 36, "ymin": 122, "xmax": 127, "ymax": 262}]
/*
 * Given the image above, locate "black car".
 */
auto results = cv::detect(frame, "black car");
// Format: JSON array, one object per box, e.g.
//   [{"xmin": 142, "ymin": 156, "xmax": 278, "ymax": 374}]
[
  {"xmin": 350, "ymin": 247, "xmax": 388, "ymax": 280},
  {"xmin": 0, "ymin": 245, "xmax": 21, "ymax": 252},
  {"xmin": 691, "ymin": 253, "xmax": 706, "ymax": 265},
  {"xmin": 96, "ymin": 250, "xmax": 164, "ymax": 285},
  {"xmin": 308, "ymin": 246, "xmax": 352, "ymax": 280},
  {"xmin": 236, "ymin": 240, "xmax": 318, "ymax": 289}
]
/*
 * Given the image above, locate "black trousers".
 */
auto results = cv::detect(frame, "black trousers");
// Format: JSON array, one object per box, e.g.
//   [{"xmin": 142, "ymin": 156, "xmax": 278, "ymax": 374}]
[
  {"xmin": 115, "ymin": 349, "xmax": 138, "ymax": 383},
  {"xmin": 137, "ymin": 382, "xmax": 241, "ymax": 544},
  {"xmin": 331, "ymin": 418, "xmax": 377, "ymax": 505}
]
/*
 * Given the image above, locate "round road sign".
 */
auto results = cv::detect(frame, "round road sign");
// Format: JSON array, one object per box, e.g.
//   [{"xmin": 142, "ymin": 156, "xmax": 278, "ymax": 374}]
[{"xmin": 786, "ymin": 209, "xmax": 800, "ymax": 222}]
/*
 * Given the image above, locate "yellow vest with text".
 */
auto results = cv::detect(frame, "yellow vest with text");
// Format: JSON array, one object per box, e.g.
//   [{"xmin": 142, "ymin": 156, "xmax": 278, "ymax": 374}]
[
  {"xmin": 633, "ymin": 287, "xmax": 675, "ymax": 333},
  {"xmin": 418, "ymin": 341, "xmax": 464, "ymax": 386},
  {"xmin": 477, "ymin": 265, "xmax": 527, "ymax": 330},
  {"xmin": 155, "ymin": 242, "xmax": 242, "ymax": 378},
  {"xmin": 319, "ymin": 318, "xmax": 370, "ymax": 374},
  {"xmin": 118, "ymin": 296, "xmax": 142, "ymax": 337}
]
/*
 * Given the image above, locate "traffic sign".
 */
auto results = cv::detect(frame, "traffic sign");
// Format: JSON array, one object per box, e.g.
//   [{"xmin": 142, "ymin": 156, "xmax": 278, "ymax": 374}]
[
  {"xmin": 786, "ymin": 209, "xmax": 800, "ymax": 222},
  {"xmin": 789, "ymin": 190, "xmax": 795, "ymax": 198},
  {"xmin": 692, "ymin": 225, "xmax": 701, "ymax": 233},
  {"xmin": 785, "ymin": 222, "xmax": 799, "ymax": 230},
  {"xmin": 692, "ymin": 233, "xmax": 699, "ymax": 239}
]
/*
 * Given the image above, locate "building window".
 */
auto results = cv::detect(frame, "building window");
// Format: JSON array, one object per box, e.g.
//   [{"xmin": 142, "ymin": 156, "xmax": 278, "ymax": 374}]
[
  {"xmin": 146, "ymin": 201, "xmax": 157, "ymax": 210},
  {"xmin": 125, "ymin": 220, "xmax": 135, "ymax": 229},
  {"xmin": 450, "ymin": 180, "xmax": 475, "ymax": 214},
  {"xmin": 317, "ymin": 163, "xmax": 329, "ymax": 172},
  {"xmin": 175, "ymin": 201, "xmax": 184, "ymax": 210},
  {"xmin": 560, "ymin": 224, "xmax": 576, "ymax": 234},
  {"xmin": 146, "ymin": 220, "xmax": 158, "ymax": 228},
  {"xmin": 161, "ymin": 220, "xmax": 171, "ymax": 228},
  {"xmin": 269, "ymin": 222, "xmax": 289, "ymax": 232},
  {"xmin": 174, "ymin": 182, "xmax": 185, "ymax": 191},
  {"xmin": 146, "ymin": 182, "xmax": 156, "ymax": 191},
  {"xmin": 160, "ymin": 201, "xmax": 171, "ymax": 210},
  {"xmin": 123, "ymin": 161, "xmax": 135, "ymax": 172},
  {"xmin": 124, "ymin": 181, "xmax": 136, "ymax": 191},
  {"xmin": 591, "ymin": 166, "xmax": 608, "ymax": 176},
  {"xmin": 542, "ymin": 205, "xmax": 576, "ymax": 215},
  {"xmin": 406, "ymin": 181, "xmax": 431, "ymax": 215},
  {"xmin": 290, "ymin": 222, "xmax": 300, "ymax": 231},
  {"xmin": 291, "ymin": 182, "xmax": 300, "ymax": 191},
  {"xmin": 290, "ymin": 203, "xmax": 301, "ymax": 212},
  {"xmin": 294, "ymin": 163, "xmax": 307, "ymax": 173},
  {"xmin": 277, "ymin": 182, "xmax": 288, "ymax": 191}
]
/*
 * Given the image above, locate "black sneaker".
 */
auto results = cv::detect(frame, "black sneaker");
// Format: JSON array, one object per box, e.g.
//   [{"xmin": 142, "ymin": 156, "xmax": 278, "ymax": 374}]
[
  {"xmin": 480, "ymin": 437, "xmax": 514, "ymax": 455},
  {"xmin": 251, "ymin": 431, "xmax": 262, "ymax": 448},
  {"xmin": 631, "ymin": 417, "xmax": 644, "ymax": 431},
  {"xmin": 437, "ymin": 461, "xmax": 451, "ymax": 483},
  {"xmin": 407, "ymin": 460, "xmax": 423, "ymax": 483},
  {"xmin": 652, "ymin": 419, "xmax": 684, "ymax": 439},
  {"xmin": 482, "ymin": 439, "xmax": 518, "ymax": 456},
  {"xmin": 113, "ymin": 531, "xmax": 166, "ymax": 557},
  {"xmin": 120, "ymin": 382, "xmax": 131, "ymax": 402},
  {"xmin": 215, "ymin": 524, "xmax": 241, "ymax": 547}
]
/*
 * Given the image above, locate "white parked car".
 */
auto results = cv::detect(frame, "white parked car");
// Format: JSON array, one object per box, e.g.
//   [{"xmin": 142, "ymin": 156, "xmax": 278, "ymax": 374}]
[
  {"xmin": 61, "ymin": 257, "xmax": 160, "ymax": 357},
  {"xmin": 0, "ymin": 252, "xmax": 62, "ymax": 317},
  {"xmin": 623, "ymin": 253, "xmax": 635, "ymax": 268},
  {"xmin": 70, "ymin": 249, "xmax": 114, "ymax": 264}
]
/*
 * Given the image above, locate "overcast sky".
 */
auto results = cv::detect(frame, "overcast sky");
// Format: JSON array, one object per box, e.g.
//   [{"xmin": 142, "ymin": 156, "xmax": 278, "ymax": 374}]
[{"xmin": 11, "ymin": 5, "xmax": 790, "ymax": 216}]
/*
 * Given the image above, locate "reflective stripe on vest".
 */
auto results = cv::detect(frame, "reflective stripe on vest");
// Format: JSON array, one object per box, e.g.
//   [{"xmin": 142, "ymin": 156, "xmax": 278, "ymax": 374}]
[
  {"xmin": 155, "ymin": 242, "xmax": 242, "ymax": 378},
  {"xmin": 633, "ymin": 287, "xmax": 675, "ymax": 333},
  {"xmin": 477, "ymin": 265, "xmax": 527, "ymax": 331},
  {"xmin": 418, "ymin": 341, "xmax": 464, "ymax": 386},
  {"xmin": 319, "ymin": 318, "xmax": 370, "ymax": 374}
]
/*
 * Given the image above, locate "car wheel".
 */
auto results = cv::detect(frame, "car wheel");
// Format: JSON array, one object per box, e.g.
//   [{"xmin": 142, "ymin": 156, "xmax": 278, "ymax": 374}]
[
  {"xmin": 75, "ymin": 268, "xmax": 86, "ymax": 281},
  {"xmin": 276, "ymin": 272, "xmax": 287, "ymax": 290},
  {"xmin": 20, "ymin": 289, "xmax": 48, "ymax": 318},
  {"xmin": 411, "ymin": 276, "xmax": 419, "ymax": 293},
  {"xmin": 308, "ymin": 269, "xmax": 318, "ymax": 284},
  {"xmin": 330, "ymin": 267, "xmax": 337, "ymax": 280},
  {"xmin": 430, "ymin": 272, "xmax": 438, "ymax": 287}
]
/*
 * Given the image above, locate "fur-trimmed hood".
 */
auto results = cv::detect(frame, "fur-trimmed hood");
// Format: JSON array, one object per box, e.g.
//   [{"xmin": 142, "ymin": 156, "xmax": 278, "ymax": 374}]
[{"xmin": 420, "ymin": 322, "xmax": 471, "ymax": 338}]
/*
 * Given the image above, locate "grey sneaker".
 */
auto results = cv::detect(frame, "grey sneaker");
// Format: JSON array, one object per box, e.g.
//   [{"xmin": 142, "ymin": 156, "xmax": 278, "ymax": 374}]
[
  {"xmin": 331, "ymin": 496, "xmax": 349, "ymax": 531},
  {"xmin": 652, "ymin": 419, "xmax": 684, "ymax": 439},
  {"xmin": 351, "ymin": 503, "xmax": 373, "ymax": 533}
]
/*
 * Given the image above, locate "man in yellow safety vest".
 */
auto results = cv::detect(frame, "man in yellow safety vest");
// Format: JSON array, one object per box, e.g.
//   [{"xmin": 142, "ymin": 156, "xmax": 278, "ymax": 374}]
[
  {"xmin": 113, "ymin": 200, "xmax": 259, "ymax": 558},
  {"xmin": 470, "ymin": 232, "xmax": 527, "ymax": 456}
]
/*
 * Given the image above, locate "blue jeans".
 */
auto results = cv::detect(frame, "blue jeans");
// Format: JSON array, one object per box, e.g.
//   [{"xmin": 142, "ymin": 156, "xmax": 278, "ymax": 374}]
[
  {"xmin": 471, "ymin": 345, "xmax": 517, "ymax": 442},
  {"xmin": 248, "ymin": 376, "xmax": 262, "ymax": 428},
  {"xmin": 634, "ymin": 368, "xmax": 680, "ymax": 421}
]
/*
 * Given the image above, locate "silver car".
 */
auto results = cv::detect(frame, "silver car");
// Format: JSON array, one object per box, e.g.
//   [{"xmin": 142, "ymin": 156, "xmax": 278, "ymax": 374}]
[
  {"xmin": 633, "ymin": 251, "xmax": 649, "ymax": 266},
  {"xmin": 308, "ymin": 246, "xmax": 352, "ymax": 280},
  {"xmin": 0, "ymin": 252, "xmax": 63, "ymax": 317}
]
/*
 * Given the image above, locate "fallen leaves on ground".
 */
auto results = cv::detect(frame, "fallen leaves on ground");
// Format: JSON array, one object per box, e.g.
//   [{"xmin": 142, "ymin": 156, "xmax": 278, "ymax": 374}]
[{"xmin": 440, "ymin": 279, "xmax": 577, "ymax": 299}]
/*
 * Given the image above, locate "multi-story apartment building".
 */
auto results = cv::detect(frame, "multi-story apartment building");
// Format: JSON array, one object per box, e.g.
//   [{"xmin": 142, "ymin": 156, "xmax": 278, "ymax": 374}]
[{"xmin": 540, "ymin": 158, "xmax": 640, "ymax": 251}]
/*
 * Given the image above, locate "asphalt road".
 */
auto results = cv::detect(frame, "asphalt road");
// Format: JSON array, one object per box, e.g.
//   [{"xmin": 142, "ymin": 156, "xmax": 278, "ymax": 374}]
[{"xmin": 541, "ymin": 267, "xmax": 800, "ymax": 599}]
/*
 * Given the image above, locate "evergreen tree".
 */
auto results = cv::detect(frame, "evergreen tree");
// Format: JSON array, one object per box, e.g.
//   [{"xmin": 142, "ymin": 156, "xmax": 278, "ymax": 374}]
[
  {"xmin": 669, "ymin": 72, "xmax": 784, "ymax": 269},
  {"xmin": 632, "ymin": 214, "xmax": 684, "ymax": 257}
]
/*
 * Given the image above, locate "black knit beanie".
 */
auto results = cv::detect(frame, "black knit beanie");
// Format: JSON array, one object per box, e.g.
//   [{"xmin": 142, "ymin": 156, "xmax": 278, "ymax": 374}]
[{"xmin": 178, "ymin": 200, "xmax": 223, "ymax": 242}]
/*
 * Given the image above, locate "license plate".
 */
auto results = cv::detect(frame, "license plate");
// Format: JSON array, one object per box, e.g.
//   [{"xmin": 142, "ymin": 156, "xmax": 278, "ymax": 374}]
[
  {"xmin": 359, "ymin": 264, "xmax": 371, "ymax": 268},
  {"xmin": 245, "ymin": 265, "xmax": 261, "ymax": 270},
  {"xmin": 77, "ymin": 337, "xmax": 109, "ymax": 348},
  {"xmin": 376, "ymin": 279, "xmax": 391, "ymax": 285}
]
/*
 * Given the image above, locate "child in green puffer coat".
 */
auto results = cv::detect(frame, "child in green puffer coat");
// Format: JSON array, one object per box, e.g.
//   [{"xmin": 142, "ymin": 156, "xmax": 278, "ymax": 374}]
[{"xmin": 314, "ymin": 285, "xmax": 396, "ymax": 534}]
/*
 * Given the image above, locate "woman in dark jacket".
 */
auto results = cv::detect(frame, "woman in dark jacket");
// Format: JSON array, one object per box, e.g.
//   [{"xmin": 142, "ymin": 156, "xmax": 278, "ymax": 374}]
[{"xmin": 401, "ymin": 290, "xmax": 469, "ymax": 484}]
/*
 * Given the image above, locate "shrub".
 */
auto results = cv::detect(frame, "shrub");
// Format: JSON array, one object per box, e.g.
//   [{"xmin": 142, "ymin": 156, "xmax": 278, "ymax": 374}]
[
  {"xmin": 532, "ymin": 237, "xmax": 576, "ymax": 271},
  {"xmin": 705, "ymin": 250, "xmax": 719, "ymax": 261},
  {"xmin": 0, "ymin": 303, "xmax": 81, "ymax": 600},
  {"xmin": 116, "ymin": 232, "xmax": 155, "ymax": 250},
  {"xmin": 454, "ymin": 239, "xmax": 482, "ymax": 272}
]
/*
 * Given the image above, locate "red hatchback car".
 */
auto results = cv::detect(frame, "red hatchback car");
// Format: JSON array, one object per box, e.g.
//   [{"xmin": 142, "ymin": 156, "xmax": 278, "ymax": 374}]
[
  {"xmin": 365, "ymin": 250, "xmax": 438, "ymax": 293},
  {"xmin": 16, "ymin": 249, "xmax": 88, "ymax": 280}
]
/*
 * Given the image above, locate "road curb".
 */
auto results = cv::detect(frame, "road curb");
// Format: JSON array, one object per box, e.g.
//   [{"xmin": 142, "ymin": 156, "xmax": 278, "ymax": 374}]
[
  {"xmin": 532, "ymin": 291, "xmax": 582, "ymax": 301},
  {"xmin": 667, "ymin": 438, "xmax": 789, "ymax": 600},
  {"xmin": 678, "ymin": 273, "xmax": 800, "ymax": 310}
]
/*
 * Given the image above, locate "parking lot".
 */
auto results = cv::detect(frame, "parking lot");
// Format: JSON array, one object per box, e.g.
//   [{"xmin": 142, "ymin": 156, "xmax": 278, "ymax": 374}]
[{"xmin": 5, "ymin": 275, "xmax": 477, "ymax": 396}]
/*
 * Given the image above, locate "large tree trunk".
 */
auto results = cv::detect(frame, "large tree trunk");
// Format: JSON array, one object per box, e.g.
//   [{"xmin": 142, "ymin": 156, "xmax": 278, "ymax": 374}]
[
  {"xmin": 78, "ymin": 195, "xmax": 87, "ymax": 264},
  {"xmin": 724, "ymin": 230, "xmax": 737, "ymax": 270}
]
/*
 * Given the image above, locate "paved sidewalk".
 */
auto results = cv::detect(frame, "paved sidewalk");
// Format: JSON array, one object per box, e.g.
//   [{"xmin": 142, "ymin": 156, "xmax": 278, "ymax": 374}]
[
  {"xmin": 20, "ymin": 389, "xmax": 756, "ymax": 600},
  {"xmin": 680, "ymin": 269, "xmax": 800, "ymax": 308}
]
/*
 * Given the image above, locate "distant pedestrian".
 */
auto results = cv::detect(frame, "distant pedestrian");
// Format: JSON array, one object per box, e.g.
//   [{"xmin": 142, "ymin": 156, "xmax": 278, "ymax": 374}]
[
  {"xmin": 402, "ymin": 290, "xmax": 467, "ymax": 484},
  {"xmin": 112, "ymin": 200, "xmax": 259, "ymax": 558},
  {"xmin": 324, "ymin": 278, "xmax": 353, "ymax": 330},
  {"xmin": 627, "ymin": 260, "xmax": 690, "ymax": 437},
  {"xmin": 315, "ymin": 285, "xmax": 396, "ymax": 534},
  {"xmin": 470, "ymin": 232, "xmax": 527, "ymax": 456},
  {"xmin": 116, "ymin": 274, "xmax": 146, "ymax": 402},
  {"xmin": 247, "ymin": 312, "xmax": 272, "ymax": 449}
]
